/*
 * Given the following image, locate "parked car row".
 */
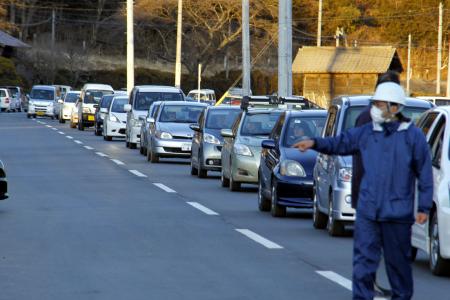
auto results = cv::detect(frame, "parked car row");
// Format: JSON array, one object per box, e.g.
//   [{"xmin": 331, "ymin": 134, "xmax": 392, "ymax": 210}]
[{"xmin": 38, "ymin": 82, "xmax": 449, "ymax": 277}]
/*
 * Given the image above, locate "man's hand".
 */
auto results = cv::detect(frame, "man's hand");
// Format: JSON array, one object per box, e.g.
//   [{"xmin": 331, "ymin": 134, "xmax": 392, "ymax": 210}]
[
  {"xmin": 416, "ymin": 213, "xmax": 428, "ymax": 224},
  {"xmin": 292, "ymin": 139, "xmax": 315, "ymax": 152}
]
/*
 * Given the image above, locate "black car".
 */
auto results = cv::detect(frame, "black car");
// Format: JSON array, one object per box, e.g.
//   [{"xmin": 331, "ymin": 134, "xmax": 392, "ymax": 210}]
[
  {"xmin": 94, "ymin": 95, "xmax": 116, "ymax": 136},
  {"xmin": 258, "ymin": 110, "xmax": 327, "ymax": 217},
  {"xmin": 0, "ymin": 160, "xmax": 8, "ymax": 200}
]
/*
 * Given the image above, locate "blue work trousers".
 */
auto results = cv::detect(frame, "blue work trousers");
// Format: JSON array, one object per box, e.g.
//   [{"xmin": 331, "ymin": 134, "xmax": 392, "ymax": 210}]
[{"xmin": 353, "ymin": 216, "xmax": 413, "ymax": 300}]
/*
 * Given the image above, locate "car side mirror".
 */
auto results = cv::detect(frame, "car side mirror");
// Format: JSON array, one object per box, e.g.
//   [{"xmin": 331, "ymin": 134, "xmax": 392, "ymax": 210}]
[
  {"xmin": 124, "ymin": 104, "xmax": 132, "ymax": 112},
  {"xmin": 147, "ymin": 117, "xmax": 155, "ymax": 123},
  {"xmin": 189, "ymin": 124, "xmax": 201, "ymax": 132},
  {"xmin": 221, "ymin": 129, "xmax": 234, "ymax": 138},
  {"xmin": 261, "ymin": 139, "xmax": 276, "ymax": 149},
  {"xmin": 93, "ymin": 104, "xmax": 99, "ymax": 109},
  {"xmin": 138, "ymin": 115, "xmax": 146, "ymax": 121},
  {"xmin": 100, "ymin": 108, "xmax": 108, "ymax": 113},
  {"xmin": 58, "ymin": 99, "xmax": 63, "ymax": 104}
]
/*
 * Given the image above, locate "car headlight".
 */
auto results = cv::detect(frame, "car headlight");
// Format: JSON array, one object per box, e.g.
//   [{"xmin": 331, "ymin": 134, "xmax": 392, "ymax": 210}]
[
  {"xmin": 156, "ymin": 131, "xmax": 173, "ymax": 139},
  {"xmin": 338, "ymin": 168, "xmax": 352, "ymax": 182},
  {"xmin": 204, "ymin": 133, "xmax": 221, "ymax": 145},
  {"xmin": 131, "ymin": 118, "xmax": 143, "ymax": 127},
  {"xmin": 110, "ymin": 114, "xmax": 120, "ymax": 122},
  {"xmin": 83, "ymin": 107, "xmax": 90, "ymax": 113},
  {"xmin": 234, "ymin": 143, "xmax": 253, "ymax": 156},
  {"xmin": 280, "ymin": 160, "xmax": 306, "ymax": 177},
  {"xmin": 48, "ymin": 102, "xmax": 54, "ymax": 107}
]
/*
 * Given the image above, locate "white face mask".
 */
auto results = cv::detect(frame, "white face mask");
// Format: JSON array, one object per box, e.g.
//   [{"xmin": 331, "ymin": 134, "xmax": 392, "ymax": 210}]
[{"xmin": 370, "ymin": 105, "xmax": 386, "ymax": 124}]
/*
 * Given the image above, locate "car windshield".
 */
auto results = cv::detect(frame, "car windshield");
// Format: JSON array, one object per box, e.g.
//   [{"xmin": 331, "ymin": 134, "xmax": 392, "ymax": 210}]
[
  {"xmin": 435, "ymin": 99, "xmax": 450, "ymax": 106},
  {"xmin": 241, "ymin": 112, "xmax": 281, "ymax": 136},
  {"xmin": 65, "ymin": 93, "xmax": 79, "ymax": 103},
  {"xmin": 149, "ymin": 104, "xmax": 160, "ymax": 117},
  {"xmin": 284, "ymin": 117, "xmax": 326, "ymax": 147},
  {"xmin": 111, "ymin": 98, "xmax": 128, "ymax": 113},
  {"xmin": 402, "ymin": 107, "xmax": 430, "ymax": 123},
  {"xmin": 84, "ymin": 90, "xmax": 114, "ymax": 104},
  {"xmin": 7, "ymin": 88, "xmax": 18, "ymax": 97},
  {"xmin": 159, "ymin": 105, "xmax": 204, "ymax": 123},
  {"xmin": 205, "ymin": 109, "xmax": 241, "ymax": 129},
  {"xmin": 100, "ymin": 95, "xmax": 115, "ymax": 108},
  {"xmin": 30, "ymin": 89, "xmax": 54, "ymax": 100},
  {"xmin": 134, "ymin": 92, "xmax": 183, "ymax": 110}
]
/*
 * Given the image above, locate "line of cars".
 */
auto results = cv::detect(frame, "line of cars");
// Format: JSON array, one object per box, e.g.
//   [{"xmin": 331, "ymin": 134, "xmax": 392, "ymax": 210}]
[{"xmin": 27, "ymin": 82, "xmax": 450, "ymax": 277}]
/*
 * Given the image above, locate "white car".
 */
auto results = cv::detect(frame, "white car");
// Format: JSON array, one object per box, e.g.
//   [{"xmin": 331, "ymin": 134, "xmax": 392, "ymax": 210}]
[
  {"xmin": 0, "ymin": 88, "xmax": 12, "ymax": 112},
  {"xmin": 413, "ymin": 106, "xmax": 450, "ymax": 275},
  {"xmin": 77, "ymin": 83, "xmax": 114, "ymax": 131},
  {"xmin": 103, "ymin": 96, "xmax": 128, "ymax": 141},
  {"xmin": 27, "ymin": 85, "xmax": 57, "ymax": 119},
  {"xmin": 59, "ymin": 91, "xmax": 80, "ymax": 123}
]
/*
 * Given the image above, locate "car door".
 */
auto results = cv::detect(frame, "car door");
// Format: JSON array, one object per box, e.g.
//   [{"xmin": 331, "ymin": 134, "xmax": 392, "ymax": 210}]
[
  {"xmin": 261, "ymin": 113, "xmax": 284, "ymax": 189},
  {"xmin": 192, "ymin": 110, "xmax": 205, "ymax": 166},
  {"xmin": 222, "ymin": 112, "xmax": 242, "ymax": 177},
  {"xmin": 316, "ymin": 105, "xmax": 339, "ymax": 209},
  {"xmin": 413, "ymin": 111, "xmax": 442, "ymax": 251}
]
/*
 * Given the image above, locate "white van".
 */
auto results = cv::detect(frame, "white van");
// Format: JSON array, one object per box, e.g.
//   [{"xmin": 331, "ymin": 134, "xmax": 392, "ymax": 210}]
[
  {"xmin": 187, "ymin": 89, "xmax": 216, "ymax": 105},
  {"xmin": 0, "ymin": 88, "xmax": 12, "ymax": 112},
  {"xmin": 76, "ymin": 83, "xmax": 114, "ymax": 131},
  {"xmin": 27, "ymin": 85, "xmax": 57, "ymax": 119},
  {"xmin": 124, "ymin": 85, "xmax": 184, "ymax": 149}
]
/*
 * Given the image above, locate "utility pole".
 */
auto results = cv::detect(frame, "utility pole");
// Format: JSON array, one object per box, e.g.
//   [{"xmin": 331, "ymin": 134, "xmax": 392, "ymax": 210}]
[
  {"xmin": 175, "ymin": 0, "xmax": 183, "ymax": 88},
  {"xmin": 407, "ymin": 34, "xmax": 412, "ymax": 96},
  {"xmin": 126, "ymin": 0, "xmax": 135, "ymax": 94},
  {"xmin": 446, "ymin": 37, "xmax": 450, "ymax": 97},
  {"xmin": 278, "ymin": 0, "xmax": 293, "ymax": 98},
  {"xmin": 242, "ymin": 0, "xmax": 251, "ymax": 97},
  {"xmin": 317, "ymin": 0, "xmax": 322, "ymax": 47},
  {"xmin": 197, "ymin": 64, "xmax": 202, "ymax": 102},
  {"xmin": 437, "ymin": 1, "xmax": 443, "ymax": 95},
  {"xmin": 51, "ymin": 9, "xmax": 56, "ymax": 84}
]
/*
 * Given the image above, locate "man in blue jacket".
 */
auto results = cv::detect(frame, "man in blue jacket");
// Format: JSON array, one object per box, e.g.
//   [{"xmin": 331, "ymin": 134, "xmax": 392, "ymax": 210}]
[{"xmin": 294, "ymin": 82, "xmax": 433, "ymax": 300}]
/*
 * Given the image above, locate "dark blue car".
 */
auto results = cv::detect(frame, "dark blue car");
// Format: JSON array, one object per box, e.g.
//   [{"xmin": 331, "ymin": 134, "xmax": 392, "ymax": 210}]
[{"xmin": 258, "ymin": 110, "xmax": 327, "ymax": 217}]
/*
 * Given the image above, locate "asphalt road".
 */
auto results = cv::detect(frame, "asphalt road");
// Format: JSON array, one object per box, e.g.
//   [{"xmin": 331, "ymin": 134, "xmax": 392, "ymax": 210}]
[{"xmin": 0, "ymin": 112, "xmax": 448, "ymax": 300}]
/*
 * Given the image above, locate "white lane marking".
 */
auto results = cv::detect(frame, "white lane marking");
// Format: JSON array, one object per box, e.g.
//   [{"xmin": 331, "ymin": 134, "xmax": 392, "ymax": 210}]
[
  {"xmin": 52, "ymin": 128, "xmax": 58, "ymax": 131},
  {"xmin": 58, "ymin": 131, "xmax": 65, "ymax": 135},
  {"xmin": 95, "ymin": 152, "xmax": 108, "ymax": 157},
  {"xmin": 74, "ymin": 140, "xmax": 83, "ymax": 144},
  {"xmin": 129, "ymin": 170, "xmax": 147, "ymax": 178},
  {"xmin": 153, "ymin": 183, "xmax": 177, "ymax": 193},
  {"xmin": 45, "ymin": 125, "xmax": 52, "ymax": 128},
  {"xmin": 111, "ymin": 159, "xmax": 125, "ymax": 166},
  {"xmin": 187, "ymin": 202, "xmax": 219, "ymax": 215},
  {"xmin": 84, "ymin": 146, "xmax": 94, "ymax": 150},
  {"xmin": 66, "ymin": 136, "xmax": 73, "ymax": 139},
  {"xmin": 316, "ymin": 271, "xmax": 352, "ymax": 291},
  {"xmin": 235, "ymin": 229, "xmax": 283, "ymax": 249}
]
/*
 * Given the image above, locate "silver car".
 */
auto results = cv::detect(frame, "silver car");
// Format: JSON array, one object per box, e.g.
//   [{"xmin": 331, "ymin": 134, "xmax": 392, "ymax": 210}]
[
  {"xmin": 190, "ymin": 106, "xmax": 241, "ymax": 178},
  {"xmin": 140, "ymin": 101, "xmax": 162, "ymax": 156},
  {"xmin": 146, "ymin": 101, "xmax": 207, "ymax": 163},
  {"xmin": 314, "ymin": 96, "xmax": 434, "ymax": 236}
]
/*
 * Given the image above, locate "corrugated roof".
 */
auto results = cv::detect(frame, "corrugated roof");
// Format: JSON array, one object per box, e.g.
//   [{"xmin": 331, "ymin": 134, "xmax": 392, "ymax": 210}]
[
  {"xmin": 0, "ymin": 30, "xmax": 30, "ymax": 48},
  {"xmin": 292, "ymin": 46, "xmax": 399, "ymax": 74}
]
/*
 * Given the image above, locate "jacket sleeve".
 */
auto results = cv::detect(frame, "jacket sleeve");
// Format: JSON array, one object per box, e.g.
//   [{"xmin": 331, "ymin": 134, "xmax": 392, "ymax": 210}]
[
  {"xmin": 313, "ymin": 127, "xmax": 361, "ymax": 156},
  {"xmin": 412, "ymin": 128, "xmax": 434, "ymax": 214}
]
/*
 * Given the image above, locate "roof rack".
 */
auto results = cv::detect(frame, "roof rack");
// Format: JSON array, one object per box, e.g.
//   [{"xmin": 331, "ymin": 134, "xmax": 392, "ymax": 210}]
[{"xmin": 240, "ymin": 95, "xmax": 316, "ymax": 111}]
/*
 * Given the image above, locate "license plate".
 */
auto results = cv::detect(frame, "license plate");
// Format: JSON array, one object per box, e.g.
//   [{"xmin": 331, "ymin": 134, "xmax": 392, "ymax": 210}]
[
  {"xmin": 88, "ymin": 115, "xmax": 95, "ymax": 121},
  {"xmin": 36, "ymin": 111, "xmax": 45, "ymax": 116},
  {"xmin": 181, "ymin": 143, "xmax": 191, "ymax": 151}
]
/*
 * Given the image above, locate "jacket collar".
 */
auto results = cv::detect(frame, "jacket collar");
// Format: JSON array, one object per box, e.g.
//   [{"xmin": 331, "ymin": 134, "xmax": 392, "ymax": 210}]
[{"xmin": 372, "ymin": 121, "xmax": 412, "ymax": 132}]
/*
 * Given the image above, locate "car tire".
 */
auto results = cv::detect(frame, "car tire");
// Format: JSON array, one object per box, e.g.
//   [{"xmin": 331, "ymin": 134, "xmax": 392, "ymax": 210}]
[
  {"xmin": 51, "ymin": 116, "xmax": 55, "ymax": 120},
  {"xmin": 105, "ymin": 135, "xmax": 112, "ymax": 141},
  {"xmin": 70, "ymin": 121, "xmax": 76, "ymax": 128},
  {"xmin": 429, "ymin": 214, "xmax": 450, "ymax": 276},
  {"xmin": 94, "ymin": 125, "xmax": 102, "ymax": 136},
  {"xmin": 126, "ymin": 141, "xmax": 130, "ymax": 148},
  {"xmin": 197, "ymin": 151, "xmax": 207, "ymax": 178},
  {"xmin": 221, "ymin": 168, "xmax": 230, "ymax": 187},
  {"xmin": 411, "ymin": 246, "xmax": 418, "ymax": 262},
  {"xmin": 78, "ymin": 121, "xmax": 84, "ymax": 131},
  {"xmin": 229, "ymin": 175, "xmax": 240, "ymax": 191},
  {"xmin": 270, "ymin": 182, "xmax": 286, "ymax": 217},
  {"xmin": 149, "ymin": 149, "xmax": 159, "ymax": 163},
  {"xmin": 257, "ymin": 175, "xmax": 270, "ymax": 212},
  {"xmin": 27, "ymin": 114, "xmax": 31, "ymax": 119},
  {"xmin": 190, "ymin": 159, "xmax": 198, "ymax": 176},
  {"xmin": 327, "ymin": 192, "xmax": 346, "ymax": 237},
  {"xmin": 313, "ymin": 188, "xmax": 327, "ymax": 229},
  {"xmin": 59, "ymin": 117, "xmax": 64, "ymax": 123},
  {"xmin": 130, "ymin": 142, "xmax": 137, "ymax": 149}
]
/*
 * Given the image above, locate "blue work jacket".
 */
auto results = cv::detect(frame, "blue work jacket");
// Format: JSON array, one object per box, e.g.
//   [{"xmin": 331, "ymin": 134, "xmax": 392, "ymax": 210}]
[{"xmin": 313, "ymin": 121, "xmax": 433, "ymax": 223}]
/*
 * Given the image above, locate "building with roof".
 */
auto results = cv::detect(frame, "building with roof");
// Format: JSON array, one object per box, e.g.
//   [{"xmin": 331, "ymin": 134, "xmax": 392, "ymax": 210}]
[
  {"xmin": 292, "ymin": 46, "xmax": 403, "ymax": 107},
  {"xmin": 0, "ymin": 30, "xmax": 30, "ymax": 57}
]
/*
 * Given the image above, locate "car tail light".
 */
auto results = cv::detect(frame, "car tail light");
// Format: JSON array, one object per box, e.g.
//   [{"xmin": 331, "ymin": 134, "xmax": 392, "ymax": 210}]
[{"xmin": 4, "ymin": 98, "xmax": 9, "ymax": 103}]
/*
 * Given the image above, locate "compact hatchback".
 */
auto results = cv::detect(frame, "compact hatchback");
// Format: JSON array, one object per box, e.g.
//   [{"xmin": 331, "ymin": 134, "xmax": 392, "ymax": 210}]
[
  {"xmin": 59, "ymin": 91, "xmax": 80, "ymax": 123},
  {"xmin": 140, "ymin": 101, "xmax": 162, "ymax": 156},
  {"xmin": 190, "ymin": 106, "xmax": 241, "ymax": 178},
  {"xmin": 413, "ymin": 106, "xmax": 450, "ymax": 276},
  {"xmin": 0, "ymin": 88, "xmax": 12, "ymax": 112},
  {"xmin": 314, "ymin": 96, "xmax": 434, "ymax": 236},
  {"xmin": 103, "ymin": 96, "xmax": 128, "ymax": 141},
  {"xmin": 259, "ymin": 110, "xmax": 327, "ymax": 217}
]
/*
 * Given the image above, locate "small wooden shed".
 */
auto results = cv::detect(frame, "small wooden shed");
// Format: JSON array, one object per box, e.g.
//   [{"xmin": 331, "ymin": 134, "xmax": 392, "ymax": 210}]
[{"xmin": 292, "ymin": 46, "xmax": 403, "ymax": 107}]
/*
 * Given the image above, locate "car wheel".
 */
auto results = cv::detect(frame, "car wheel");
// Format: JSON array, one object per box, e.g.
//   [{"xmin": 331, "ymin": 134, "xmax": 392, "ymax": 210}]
[
  {"xmin": 78, "ymin": 121, "xmax": 84, "ymax": 131},
  {"xmin": 327, "ymin": 192, "xmax": 346, "ymax": 237},
  {"xmin": 59, "ymin": 117, "xmax": 64, "ymax": 123},
  {"xmin": 27, "ymin": 114, "xmax": 31, "ymax": 119},
  {"xmin": 95, "ymin": 125, "xmax": 102, "ymax": 136},
  {"xmin": 197, "ymin": 151, "xmax": 207, "ymax": 178},
  {"xmin": 411, "ymin": 246, "xmax": 418, "ymax": 262},
  {"xmin": 130, "ymin": 142, "xmax": 137, "ymax": 149},
  {"xmin": 126, "ymin": 141, "xmax": 130, "ymax": 148},
  {"xmin": 257, "ymin": 175, "xmax": 270, "ymax": 212},
  {"xmin": 51, "ymin": 116, "xmax": 55, "ymax": 120},
  {"xmin": 149, "ymin": 149, "xmax": 159, "ymax": 163},
  {"xmin": 105, "ymin": 135, "xmax": 112, "ymax": 141},
  {"xmin": 270, "ymin": 182, "xmax": 286, "ymax": 217},
  {"xmin": 190, "ymin": 159, "xmax": 198, "ymax": 176},
  {"xmin": 313, "ymin": 188, "xmax": 327, "ymax": 229},
  {"xmin": 70, "ymin": 121, "xmax": 76, "ymax": 128},
  {"xmin": 430, "ymin": 214, "xmax": 450, "ymax": 276},
  {"xmin": 221, "ymin": 168, "xmax": 230, "ymax": 187},
  {"xmin": 229, "ymin": 174, "xmax": 240, "ymax": 191}
]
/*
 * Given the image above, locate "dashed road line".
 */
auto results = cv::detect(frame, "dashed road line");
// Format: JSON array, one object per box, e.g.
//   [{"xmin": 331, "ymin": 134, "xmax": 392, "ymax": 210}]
[
  {"xmin": 84, "ymin": 146, "xmax": 94, "ymax": 150},
  {"xmin": 74, "ymin": 140, "xmax": 83, "ymax": 144},
  {"xmin": 153, "ymin": 183, "xmax": 177, "ymax": 193},
  {"xmin": 58, "ymin": 131, "xmax": 65, "ymax": 135},
  {"xmin": 66, "ymin": 136, "xmax": 73, "ymax": 139},
  {"xmin": 52, "ymin": 128, "xmax": 58, "ymax": 131},
  {"xmin": 95, "ymin": 152, "xmax": 108, "ymax": 157},
  {"xmin": 235, "ymin": 229, "xmax": 283, "ymax": 249},
  {"xmin": 45, "ymin": 125, "xmax": 52, "ymax": 128},
  {"xmin": 186, "ymin": 202, "xmax": 219, "ymax": 215},
  {"xmin": 111, "ymin": 159, "xmax": 125, "ymax": 165},
  {"xmin": 316, "ymin": 271, "xmax": 352, "ymax": 291},
  {"xmin": 129, "ymin": 170, "xmax": 147, "ymax": 178}
]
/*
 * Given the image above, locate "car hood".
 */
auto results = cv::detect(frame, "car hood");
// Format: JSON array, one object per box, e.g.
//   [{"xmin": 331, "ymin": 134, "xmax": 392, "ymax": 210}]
[
  {"xmin": 283, "ymin": 147, "xmax": 319, "ymax": 176},
  {"xmin": 236, "ymin": 135, "xmax": 268, "ymax": 147},
  {"xmin": 30, "ymin": 99, "xmax": 52, "ymax": 105},
  {"xmin": 111, "ymin": 112, "xmax": 127, "ymax": 123},
  {"xmin": 132, "ymin": 110, "xmax": 147, "ymax": 119},
  {"xmin": 204, "ymin": 128, "xmax": 224, "ymax": 143},
  {"xmin": 158, "ymin": 122, "xmax": 194, "ymax": 138}
]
